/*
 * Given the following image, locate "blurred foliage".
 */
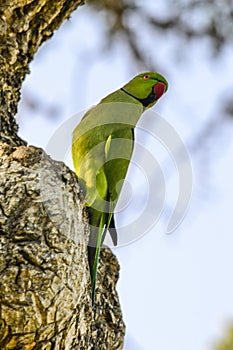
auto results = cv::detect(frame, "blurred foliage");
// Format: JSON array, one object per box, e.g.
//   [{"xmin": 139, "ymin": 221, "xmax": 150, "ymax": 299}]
[
  {"xmin": 225, "ymin": 99, "xmax": 233, "ymax": 118},
  {"xmin": 21, "ymin": 0, "xmax": 233, "ymax": 118},
  {"xmin": 215, "ymin": 326, "xmax": 233, "ymax": 350},
  {"xmin": 88, "ymin": 0, "xmax": 233, "ymax": 64}
]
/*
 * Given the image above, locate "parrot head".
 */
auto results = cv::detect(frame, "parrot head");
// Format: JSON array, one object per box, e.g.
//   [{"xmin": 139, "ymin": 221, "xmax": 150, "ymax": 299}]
[{"xmin": 122, "ymin": 72, "xmax": 168, "ymax": 108}]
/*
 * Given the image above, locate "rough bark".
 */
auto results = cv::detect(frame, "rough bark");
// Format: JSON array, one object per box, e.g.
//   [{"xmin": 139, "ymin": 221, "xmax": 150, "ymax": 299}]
[{"xmin": 0, "ymin": 1, "xmax": 125, "ymax": 349}]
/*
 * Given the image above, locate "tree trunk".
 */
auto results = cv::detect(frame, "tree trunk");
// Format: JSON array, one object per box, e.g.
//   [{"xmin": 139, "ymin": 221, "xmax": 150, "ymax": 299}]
[{"xmin": 0, "ymin": 1, "xmax": 125, "ymax": 349}]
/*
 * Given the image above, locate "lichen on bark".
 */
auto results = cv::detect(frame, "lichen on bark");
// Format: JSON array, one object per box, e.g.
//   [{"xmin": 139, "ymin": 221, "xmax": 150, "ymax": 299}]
[{"xmin": 0, "ymin": 1, "xmax": 125, "ymax": 349}]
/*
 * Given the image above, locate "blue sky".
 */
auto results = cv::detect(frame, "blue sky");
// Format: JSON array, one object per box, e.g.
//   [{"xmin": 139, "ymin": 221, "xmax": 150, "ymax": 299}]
[{"xmin": 18, "ymin": 3, "xmax": 233, "ymax": 349}]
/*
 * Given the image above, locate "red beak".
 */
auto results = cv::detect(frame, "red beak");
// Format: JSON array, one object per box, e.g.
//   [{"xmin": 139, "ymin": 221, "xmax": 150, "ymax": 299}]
[{"xmin": 153, "ymin": 82, "xmax": 166, "ymax": 99}]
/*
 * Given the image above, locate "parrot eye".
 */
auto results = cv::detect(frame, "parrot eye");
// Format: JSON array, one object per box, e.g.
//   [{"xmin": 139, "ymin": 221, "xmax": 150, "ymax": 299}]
[{"xmin": 143, "ymin": 74, "xmax": 150, "ymax": 80}]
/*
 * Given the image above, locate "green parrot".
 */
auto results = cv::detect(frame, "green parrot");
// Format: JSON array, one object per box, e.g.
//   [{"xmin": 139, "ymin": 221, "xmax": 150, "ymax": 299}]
[{"xmin": 72, "ymin": 72, "xmax": 168, "ymax": 303}]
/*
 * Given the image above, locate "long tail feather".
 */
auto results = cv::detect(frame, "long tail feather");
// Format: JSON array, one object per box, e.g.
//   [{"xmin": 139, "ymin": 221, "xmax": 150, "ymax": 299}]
[
  {"xmin": 90, "ymin": 223, "xmax": 106, "ymax": 304},
  {"xmin": 88, "ymin": 203, "xmax": 117, "ymax": 304}
]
